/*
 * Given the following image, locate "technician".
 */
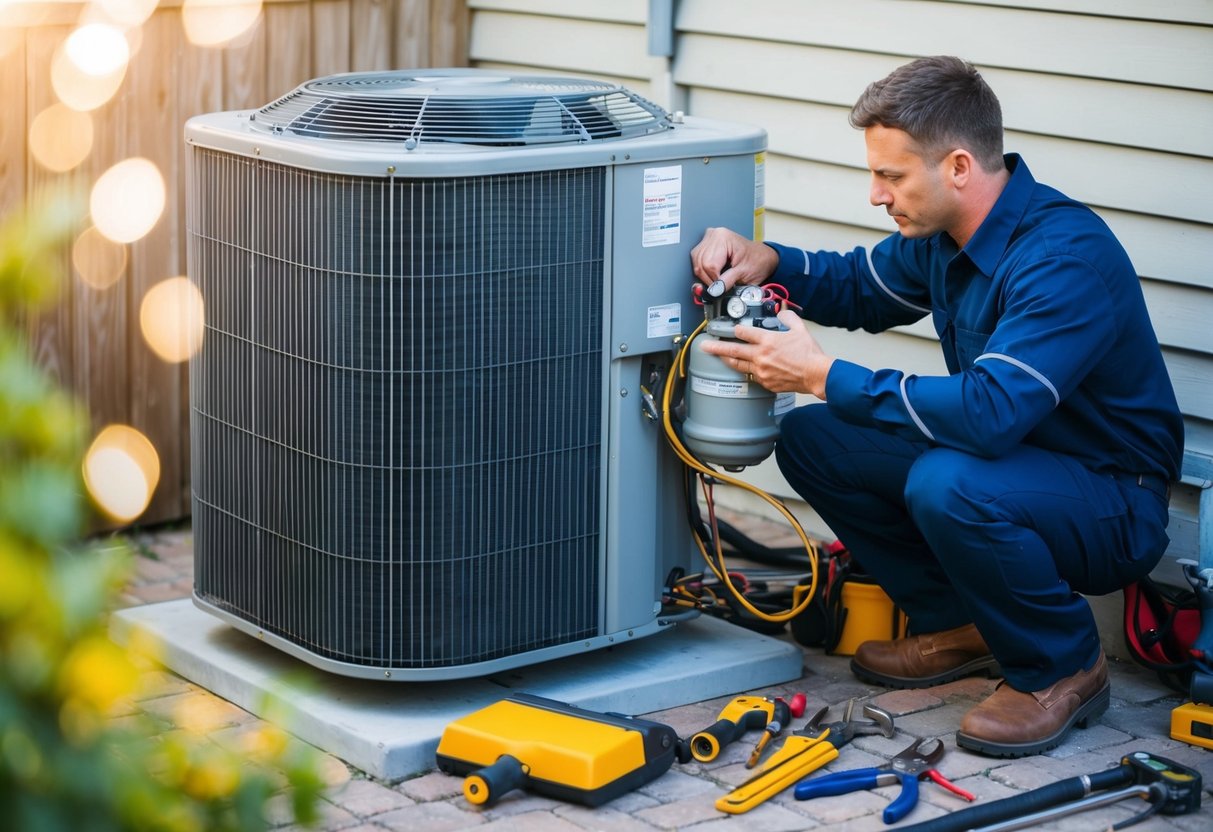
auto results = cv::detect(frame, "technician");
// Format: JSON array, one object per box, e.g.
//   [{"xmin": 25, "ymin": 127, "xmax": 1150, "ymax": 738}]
[{"xmin": 690, "ymin": 55, "xmax": 1183, "ymax": 758}]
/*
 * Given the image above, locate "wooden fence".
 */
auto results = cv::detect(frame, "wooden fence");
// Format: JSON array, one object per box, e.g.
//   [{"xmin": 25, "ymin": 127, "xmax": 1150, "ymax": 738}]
[{"xmin": 0, "ymin": 0, "xmax": 469, "ymax": 526}]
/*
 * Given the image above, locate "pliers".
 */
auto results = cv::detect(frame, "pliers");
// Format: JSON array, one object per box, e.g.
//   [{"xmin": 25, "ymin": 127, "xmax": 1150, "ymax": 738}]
[
  {"xmin": 793, "ymin": 736, "xmax": 976, "ymax": 824},
  {"xmin": 715, "ymin": 699, "xmax": 895, "ymax": 814}
]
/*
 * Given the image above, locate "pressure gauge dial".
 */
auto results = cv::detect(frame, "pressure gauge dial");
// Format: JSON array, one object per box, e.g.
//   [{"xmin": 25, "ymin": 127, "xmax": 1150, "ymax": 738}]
[
  {"xmin": 726, "ymin": 296, "xmax": 748, "ymax": 319},
  {"xmin": 739, "ymin": 285, "xmax": 764, "ymax": 304}
]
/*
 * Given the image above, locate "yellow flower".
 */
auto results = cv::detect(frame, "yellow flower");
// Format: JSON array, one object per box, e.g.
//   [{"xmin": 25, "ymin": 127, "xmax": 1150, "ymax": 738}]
[
  {"xmin": 57, "ymin": 634, "xmax": 138, "ymax": 711},
  {"xmin": 183, "ymin": 749, "xmax": 241, "ymax": 800},
  {"xmin": 0, "ymin": 537, "xmax": 34, "ymax": 617}
]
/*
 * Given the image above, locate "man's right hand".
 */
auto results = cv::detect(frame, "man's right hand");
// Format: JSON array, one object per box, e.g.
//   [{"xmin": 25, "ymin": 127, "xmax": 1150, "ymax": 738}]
[{"xmin": 690, "ymin": 227, "xmax": 780, "ymax": 289}]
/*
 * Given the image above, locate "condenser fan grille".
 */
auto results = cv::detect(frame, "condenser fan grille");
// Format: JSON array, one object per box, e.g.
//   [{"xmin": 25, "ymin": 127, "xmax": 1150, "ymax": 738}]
[
  {"xmin": 252, "ymin": 69, "xmax": 670, "ymax": 145},
  {"xmin": 188, "ymin": 149, "xmax": 606, "ymax": 668}
]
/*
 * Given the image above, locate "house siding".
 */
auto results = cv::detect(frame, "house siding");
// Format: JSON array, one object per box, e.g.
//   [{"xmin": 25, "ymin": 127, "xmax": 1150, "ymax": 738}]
[{"xmin": 468, "ymin": 0, "xmax": 1213, "ymax": 557}]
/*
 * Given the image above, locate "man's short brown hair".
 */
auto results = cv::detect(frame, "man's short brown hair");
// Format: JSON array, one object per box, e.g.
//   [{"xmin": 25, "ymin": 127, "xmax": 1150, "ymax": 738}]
[{"xmin": 850, "ymin": 56, "xmax": 1005, "ymax": 172}]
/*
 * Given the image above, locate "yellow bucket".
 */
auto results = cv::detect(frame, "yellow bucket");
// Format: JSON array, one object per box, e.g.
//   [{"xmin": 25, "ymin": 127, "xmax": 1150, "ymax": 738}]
[{"xmin": 833, "ymin": 581, "xmax": 908, "ymax": 656}]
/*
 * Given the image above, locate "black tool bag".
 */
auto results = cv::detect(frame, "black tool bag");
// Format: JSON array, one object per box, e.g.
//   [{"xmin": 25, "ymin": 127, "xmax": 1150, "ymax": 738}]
[{"xmin": 791, "ymin": 544, "xmax": 903, "ymax": 654}]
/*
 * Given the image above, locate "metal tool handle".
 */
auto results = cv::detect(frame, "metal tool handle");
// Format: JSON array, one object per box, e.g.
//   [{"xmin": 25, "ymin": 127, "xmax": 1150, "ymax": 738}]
[
  {"xmin": 897, "ymin": 767, "xmax": 1132, "ymax": 832},
  {"xmin": 974, "ymin": 784, "xmax": 1155, "ymax": 832}
]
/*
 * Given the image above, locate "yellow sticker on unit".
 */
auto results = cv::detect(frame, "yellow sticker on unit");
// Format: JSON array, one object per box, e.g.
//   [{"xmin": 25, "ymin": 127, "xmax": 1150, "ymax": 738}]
[{"xmin": 754, "ymin": 151, "xmax": 766, "ymax": 241}]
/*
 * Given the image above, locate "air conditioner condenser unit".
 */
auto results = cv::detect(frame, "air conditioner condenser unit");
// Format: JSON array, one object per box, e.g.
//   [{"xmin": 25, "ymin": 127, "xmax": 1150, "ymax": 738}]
[{"xmin": 185, "ymin": 69, "xmax": 768, "ymax": 680}]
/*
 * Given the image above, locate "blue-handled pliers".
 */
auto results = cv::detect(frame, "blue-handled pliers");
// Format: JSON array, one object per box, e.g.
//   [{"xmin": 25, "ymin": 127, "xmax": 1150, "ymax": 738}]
[{"xmin": 793, "ymin": 737, "xmax": 974, "ymax": 824}]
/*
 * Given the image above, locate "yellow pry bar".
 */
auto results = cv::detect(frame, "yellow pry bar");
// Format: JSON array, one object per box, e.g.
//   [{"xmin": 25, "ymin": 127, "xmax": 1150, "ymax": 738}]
[{"xmin": 714, "ymin": 727, "xmax": 839, "ymax": 814}]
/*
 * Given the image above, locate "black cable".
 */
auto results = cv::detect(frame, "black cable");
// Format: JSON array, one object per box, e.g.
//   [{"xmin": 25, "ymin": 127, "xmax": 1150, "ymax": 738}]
[
  {"xmin": 897, "ymin": 766, "xmax": 1133, "ymax": 832},
  {"xmin": 715, "ymin": 517, "xmax": 814, "ymax": 568}
]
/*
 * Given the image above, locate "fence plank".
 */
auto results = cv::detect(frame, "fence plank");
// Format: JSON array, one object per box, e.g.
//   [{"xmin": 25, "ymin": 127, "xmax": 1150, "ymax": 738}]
[
  {"xmin": 126, "ymin": 9, "xmax": 185, "ymax": 523},
  {"xmin": 351, "ymin": 0, "xmax": 391, "ymax": 71},
  {"xmin": 0, "ymin": 34, "xmax": 25, "ymax": 221},
  {"xmin": 23, "ymin": 25, "xmax": 74, "ymax": 389},
  {"xmin": 312, "ymin": 0, "xmax": 351, "ymax": 77},
  {"xmin": 430, "ymin": 0, "xmax": 470, "ymax": 68},
  {"xmin": 222, "ymin": 12, "xmax": 269, "ymax": 111},
  {"xmin": 266, "ymin": 1, "xmax": 314, "ymax": 98},
  {"xmin": 6, "ymin": 2, "xmax": 471, "ymax": 528},
  {"xmin": 394, "ymin": 0, "xmax": 431, "ymax": 67}
]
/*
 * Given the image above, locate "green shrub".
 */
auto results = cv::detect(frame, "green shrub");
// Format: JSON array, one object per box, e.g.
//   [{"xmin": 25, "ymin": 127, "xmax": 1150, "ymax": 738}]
[{"xmin": 0, "ymin": 194, "xmax": 323, "ymax": 831}]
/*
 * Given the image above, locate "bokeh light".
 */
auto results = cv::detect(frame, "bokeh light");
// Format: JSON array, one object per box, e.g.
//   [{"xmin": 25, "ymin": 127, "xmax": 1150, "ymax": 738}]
[
  {"xmin": 182, "ymin": 0, "xmax": 264, "ymax": 48},
  {"xmin": 72, "ymin": 225, "xmax": 129, "ymax": 290},
  {"xmin": 93, "ymin": 0, "xmax": 159, "ymax": 28},
  {"xmin": 50, "ymin": 27, "xmax": 128, "ymax": 111},
  {"xmin": 0, "ymin": 24, "xmax": 20, "ymax": 62},
  {"xmin": 64, "ymin": 23, "xmax": 129, "ymax": 76},
  {"xmin": 140, "ymin": 277, "xmax": 205, "ymax": 363},
  {"xmin": 29, "ymin": 104, "xmax": 95, "ymax": 172},
  {"xmin": 90, "ymin": 158, "xmax": 165, "ymax": 243},
  {"xmin": 82, "ymin": 424, "xmax": 161, "ymax": 522}
]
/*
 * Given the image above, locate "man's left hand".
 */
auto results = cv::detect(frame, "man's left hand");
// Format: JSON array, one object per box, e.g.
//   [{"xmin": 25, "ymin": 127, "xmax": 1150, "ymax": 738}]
[{"xmin": 699, "ymin": 310, "xmax": 836, "ymax": 399}]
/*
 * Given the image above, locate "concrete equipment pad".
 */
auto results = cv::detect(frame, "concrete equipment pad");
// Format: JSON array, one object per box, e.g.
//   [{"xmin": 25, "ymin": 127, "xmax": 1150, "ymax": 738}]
[{"xmin": 111, "ymin": 600, "xmax": 803, "ymax": 781}]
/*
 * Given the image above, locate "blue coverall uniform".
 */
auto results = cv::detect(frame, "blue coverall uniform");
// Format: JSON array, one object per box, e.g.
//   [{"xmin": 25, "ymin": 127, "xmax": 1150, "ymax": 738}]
[{"xmin": 767, "ymin": 154, "xmax": 1184, "ymax": 691}]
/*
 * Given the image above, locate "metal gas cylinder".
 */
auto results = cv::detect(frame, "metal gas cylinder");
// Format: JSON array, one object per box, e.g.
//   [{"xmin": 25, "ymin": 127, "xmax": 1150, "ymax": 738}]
[{"xmin": 682, "ymin": 285, "xmax": 795, "ymax": 471}]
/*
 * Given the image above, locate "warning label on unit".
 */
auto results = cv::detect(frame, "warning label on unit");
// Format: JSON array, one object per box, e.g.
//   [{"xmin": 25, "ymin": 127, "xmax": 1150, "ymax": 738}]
[
  {"xmin": 647, "ymin": 303, "xmax": 681, "ymax": 338},
  {"xmin": 691, "ymin": 376, "xmax": 749, "ymax": 398},
  {"xmin": 642, "ymin": 165, "xmax": 682, "ymax": 247}
]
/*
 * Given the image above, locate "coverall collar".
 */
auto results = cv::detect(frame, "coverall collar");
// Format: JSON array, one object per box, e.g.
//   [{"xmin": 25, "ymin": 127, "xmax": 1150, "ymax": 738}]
[{"xmin": 954, "ymin": 153, "xmax": 1035, "ymax": 276}]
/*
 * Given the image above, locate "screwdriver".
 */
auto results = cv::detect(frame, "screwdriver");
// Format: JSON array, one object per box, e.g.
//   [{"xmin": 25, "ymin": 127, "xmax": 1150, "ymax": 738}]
[{"xmin": 747, "ymin": 693, "xmax": 807, "ymax": 768}]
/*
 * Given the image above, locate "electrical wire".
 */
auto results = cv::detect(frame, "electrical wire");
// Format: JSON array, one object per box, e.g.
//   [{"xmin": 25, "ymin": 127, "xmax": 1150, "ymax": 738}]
[{"xmin": 659, "ymin": 319, "xmax": 819, "ymax": 624}]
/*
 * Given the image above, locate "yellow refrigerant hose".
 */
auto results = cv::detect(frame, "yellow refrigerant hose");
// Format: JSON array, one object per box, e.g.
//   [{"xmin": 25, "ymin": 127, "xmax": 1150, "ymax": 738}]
[{"xmin": 660, "ymin": 319, "xmax": 818, "ymax": 623}]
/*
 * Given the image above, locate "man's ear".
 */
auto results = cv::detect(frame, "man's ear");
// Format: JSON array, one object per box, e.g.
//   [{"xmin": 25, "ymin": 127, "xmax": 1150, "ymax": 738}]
[{"xmin": 946, "ymin": 149, "xmax": 974, "ymax": 189}]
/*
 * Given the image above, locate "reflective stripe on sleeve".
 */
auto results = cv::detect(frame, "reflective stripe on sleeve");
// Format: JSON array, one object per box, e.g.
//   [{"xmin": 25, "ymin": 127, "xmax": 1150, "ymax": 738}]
[
  {"xmin": 900, "ymin": 375, "xmax": 936, "ymax": 441},
  {"xmin": 974, "ymin": 353, "xmax": 1061, "ymax": 407},
  {"xmin": 865, "ymin": 247, "xmax": 931, "ymax": 314}
]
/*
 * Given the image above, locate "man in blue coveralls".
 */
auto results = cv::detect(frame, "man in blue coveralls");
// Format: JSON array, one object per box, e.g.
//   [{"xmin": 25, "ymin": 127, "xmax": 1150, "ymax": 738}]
[{"xmin": 691, "ymin": 56, "xmax": 1183, "ymax": 757}]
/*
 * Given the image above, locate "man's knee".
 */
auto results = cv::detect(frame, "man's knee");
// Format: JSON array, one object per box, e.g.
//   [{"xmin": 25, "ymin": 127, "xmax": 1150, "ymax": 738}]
[
  {"xmin": 775, "ymin": 404, "xmax": 833, "ymax": 463},
  {"xmin": 904, "ymin": 448, "xmax": 985, "ymax": 525}
]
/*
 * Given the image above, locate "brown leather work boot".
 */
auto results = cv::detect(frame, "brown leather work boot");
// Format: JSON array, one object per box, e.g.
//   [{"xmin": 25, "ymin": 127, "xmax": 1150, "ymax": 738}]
[
  {"xmin": 850, "ymin": 623, "xmax": 1000, "ymax": 688},
  {"xmin": 956, "ymin": 650, "xmax": 1109, "ymax": 758}
]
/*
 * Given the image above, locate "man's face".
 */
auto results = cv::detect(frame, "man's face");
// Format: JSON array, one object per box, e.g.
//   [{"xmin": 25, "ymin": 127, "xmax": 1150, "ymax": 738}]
[{"xmin": 864, "ymin": 125, "xmax": 956, "ymax": 239}]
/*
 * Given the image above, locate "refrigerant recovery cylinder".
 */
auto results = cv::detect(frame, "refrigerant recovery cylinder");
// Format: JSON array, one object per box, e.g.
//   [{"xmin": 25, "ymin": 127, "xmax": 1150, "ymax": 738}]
[{"xmin": 682, "ymin": 287, "xmax": 792, "ymax": 470}]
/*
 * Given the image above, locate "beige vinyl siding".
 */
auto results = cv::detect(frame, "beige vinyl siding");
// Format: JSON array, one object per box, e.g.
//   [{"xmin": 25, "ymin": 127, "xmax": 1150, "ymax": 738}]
[
  {"xmin": 468, "ymin": 0, "xmax": 1213, "ymax": 556},
  {"xmin": 468, "ymin": 5, "xmax": 659, "ymax": 91}
]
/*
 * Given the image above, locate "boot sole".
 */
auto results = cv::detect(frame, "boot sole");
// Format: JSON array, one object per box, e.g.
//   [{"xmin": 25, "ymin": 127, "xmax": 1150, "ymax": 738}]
[
  {"xmin": 955, "ymin": 682, "xmax": 1110, "ymax": 758},
  {"xmin": 849, "ymin": 655, "xmax": 1002, "ymax": 689}
]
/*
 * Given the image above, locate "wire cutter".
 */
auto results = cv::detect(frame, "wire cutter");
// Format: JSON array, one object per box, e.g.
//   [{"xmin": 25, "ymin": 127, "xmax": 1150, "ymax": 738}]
[
  {"xmin": 715, "ymin": 699, "xmax": 895, "ymax": 814},
  {"xmin": 793, "ymin": 736, "xmax": 976, "ymax": 824}
]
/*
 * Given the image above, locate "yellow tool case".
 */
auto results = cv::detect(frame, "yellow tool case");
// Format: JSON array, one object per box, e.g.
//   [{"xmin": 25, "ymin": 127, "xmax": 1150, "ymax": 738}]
[{"xmin": 435, "ymin": 693, "xmax": 684, "ymax": 807}]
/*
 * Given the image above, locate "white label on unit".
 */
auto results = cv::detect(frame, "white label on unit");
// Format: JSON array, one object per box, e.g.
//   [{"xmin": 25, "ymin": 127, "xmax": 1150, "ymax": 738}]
[
  {"xmin": 773, "ymin": 391, "xmax": 797, "ymax": 416},
  {"xmin": 691, "ymin": 376, "xmax": 749, "ymax": 398},
  {"xmin": 642, "ymin": 165, "xmax": 682, "ymax": 247},
  {"xmin": 647, "ymin": 302, "xmax": 681, "ymax": 338}
]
